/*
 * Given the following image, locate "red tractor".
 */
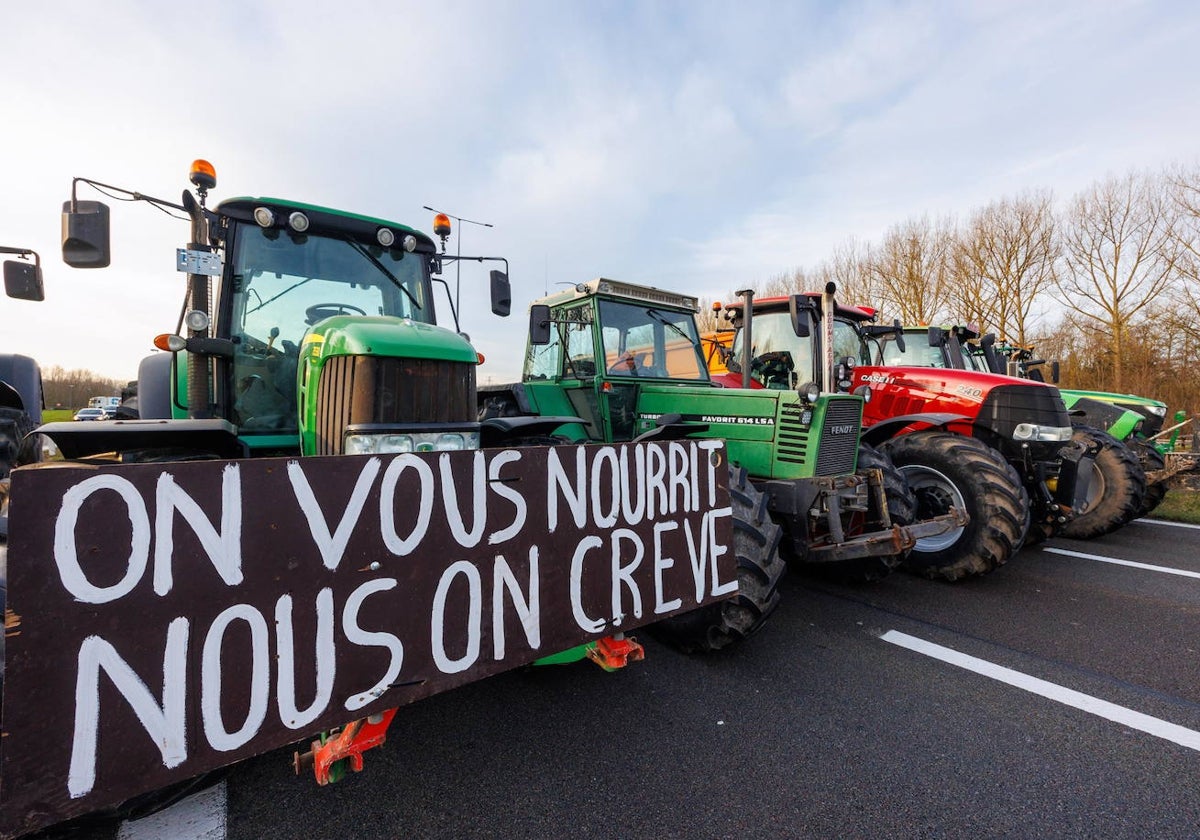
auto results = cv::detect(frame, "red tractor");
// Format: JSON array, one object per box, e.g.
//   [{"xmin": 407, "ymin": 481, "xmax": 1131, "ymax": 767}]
[{"xmin": 709, "ymin": 285, "xmax": 1091, "ymax": 581}]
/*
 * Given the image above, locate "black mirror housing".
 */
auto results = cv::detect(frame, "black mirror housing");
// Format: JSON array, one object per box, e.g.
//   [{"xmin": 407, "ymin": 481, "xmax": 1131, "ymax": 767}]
[
  {"xmin": 490, "ymin": 270, "xmax": 511, "ymax": 317},
  {"xmin": 62, "ymin": 200, "xmax": 111, "ymax": 268},
  {"xmin": 788, "ymin": 294, "xmax": 813, "ymax": 338},
  {"xmin": 529, "ymin": 304, "xmax": 551, "ymax": 345},
  {"xmin": 3, "ymin": 259, "xmax": 44, "ymax": 301}
]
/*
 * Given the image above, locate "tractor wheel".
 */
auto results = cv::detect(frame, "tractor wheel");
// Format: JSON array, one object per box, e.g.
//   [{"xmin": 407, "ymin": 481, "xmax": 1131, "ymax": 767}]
[
  {"xmin": 0, "ymin": 407, "xmax": 35, "ymax": 481},
  {"xmin": 880, "ymin": 432, "xmax": 1024, "ymax": 581},
  {"xmin": 649, "ymin": 464, "xmax": 785, "ymax": 653},
  {"xmin": 1059, "ymin": 426, "xmax": 1146, "ymax": 539},
  {"xmin": 1126, "ymin": 438, "xmax": 1168, "ymax": 519},
  {"xmin": 816, "ymin": 443, "xmax": 915, "ymax": 583}
]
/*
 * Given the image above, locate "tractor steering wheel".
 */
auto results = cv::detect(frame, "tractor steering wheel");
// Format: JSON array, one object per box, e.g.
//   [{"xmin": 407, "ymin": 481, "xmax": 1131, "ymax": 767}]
[{"xmin": 305, "ymin": 303, "xmax": 367, "ymax": 325}]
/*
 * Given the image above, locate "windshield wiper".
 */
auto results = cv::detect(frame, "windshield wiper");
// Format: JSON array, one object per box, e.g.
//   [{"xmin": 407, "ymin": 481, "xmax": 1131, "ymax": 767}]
[
  {"xmin": 645, "ymin": 308, "xmax": 694, "ymax": 343},
  {"xmin": 248, "ymin": 276, "xmax": 313, "ymax": 315},
  {"xmin": 344, "ymin": 238, "xmax": 422, "ymax": 311}
]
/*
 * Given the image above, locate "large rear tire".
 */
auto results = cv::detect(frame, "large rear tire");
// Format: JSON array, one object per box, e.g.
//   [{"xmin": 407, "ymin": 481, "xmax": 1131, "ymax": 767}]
[
  {"xmin": 814, "ymin": 443, "xmax": 915, "ymax": 583},
  {"xmin": 649, "ymin": 464, "xmax": 785, "ymax": 653},
  {"xmin": 1059, "ymin": 426, "xmax": 1146, "ymax": 539},
  {"xmin": 880, "ymin": 432, "xmax": 1023, "ymax": 581},
  {"xmin": 0, "ymin": 407, "xmax": 35, "ymax": 480}
]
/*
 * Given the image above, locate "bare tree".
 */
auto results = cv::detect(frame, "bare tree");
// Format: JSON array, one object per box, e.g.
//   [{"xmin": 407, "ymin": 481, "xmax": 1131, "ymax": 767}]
[
  {"xmin": 864, "ymin": 215, "xmax": 956, "ymax": 324},
  {"xmin": 1053, "ymin": 171, "xmax": 1184, "ymax": 391},
  {"xmin": 951, "ymin": 191, "xmax": 1058, "ymax": 344}
]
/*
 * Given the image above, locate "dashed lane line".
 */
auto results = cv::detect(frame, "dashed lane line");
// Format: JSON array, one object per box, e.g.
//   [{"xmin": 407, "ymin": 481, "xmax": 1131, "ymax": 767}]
[
  {"xmin": 882, "ymin": 630, "xmax": 1200, "ymax": 753},
  {"xmin": 116, "ymin": 780, "xmax": 226, "ymax": 840},
  {"xmin": 1042, "ymin": 546, "xmax": 1200, "ymax": 579}
]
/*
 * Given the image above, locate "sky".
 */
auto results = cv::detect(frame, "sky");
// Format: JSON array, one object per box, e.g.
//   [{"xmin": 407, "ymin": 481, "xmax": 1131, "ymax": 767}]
[{"xmin": 3, "ymin": 0, "xmax": 1199, "ymax": 386}]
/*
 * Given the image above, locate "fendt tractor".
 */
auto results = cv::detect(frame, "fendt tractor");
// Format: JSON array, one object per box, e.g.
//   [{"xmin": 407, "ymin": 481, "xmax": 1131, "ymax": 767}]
[
  {"xmin": 872, "ymin": 325, "xmax": 1149, "ymax": 539},
  {"xmin": 479, "ymin": 278, "xmax": 965, "ymax": 646},
  {"xmin": 706, "ymin": 288, "xmax": 1092, "ymax": 580},
  {"xmin": 974, "ymin": 338, "xmax": 1168, "ymax": 522},
  {"xmin": 0, "ymin": 163, "xmax": 744, "ymax": 838}
]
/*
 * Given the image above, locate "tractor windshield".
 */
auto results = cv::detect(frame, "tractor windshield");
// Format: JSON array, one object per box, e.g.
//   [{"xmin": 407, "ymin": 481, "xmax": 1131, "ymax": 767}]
[
  {"xmin": 227, "ymin": 225, "xmax": 432, "ymax": 434},
  {"xmin": 596, "ymin": 299, "xmax": 708, "ymax": 380}
]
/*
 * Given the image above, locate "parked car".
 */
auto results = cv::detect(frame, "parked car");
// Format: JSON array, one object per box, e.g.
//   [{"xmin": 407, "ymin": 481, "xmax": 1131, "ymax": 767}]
[
  {"xmin": 100, "ymin": 405, "xmax": 122, "ymax": 419},
  {"xmin": 72, "ymin": 408, "xmax": 105, "ymax": 421}
]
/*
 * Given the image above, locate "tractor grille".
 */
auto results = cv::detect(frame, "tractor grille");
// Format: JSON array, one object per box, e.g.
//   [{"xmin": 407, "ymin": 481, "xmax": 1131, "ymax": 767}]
[
  {"xmin": 315, "ymin": 355, "xmax": 477, "ymax": 455},
  {"xmin": 776, "ymin": 397, "xmax": 862, "ymax": 476},
  {"xmin": 815, "ymin": 397, "xmax": 861, "ymax": 476}
]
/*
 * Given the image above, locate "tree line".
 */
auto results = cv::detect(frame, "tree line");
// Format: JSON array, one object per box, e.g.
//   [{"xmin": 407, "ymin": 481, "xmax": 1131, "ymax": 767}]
[
  {"xmin": 41, "ymin": 366, "xmax": 127, "ymax": 410},
  {"xmin": 715, "ymin": 163, "xmax": 1200, "ymax": 422}
]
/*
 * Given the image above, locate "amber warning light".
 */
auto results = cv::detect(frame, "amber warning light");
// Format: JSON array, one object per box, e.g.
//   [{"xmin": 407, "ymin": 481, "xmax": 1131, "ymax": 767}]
[
  {"xmin": 433, "ymin": 213, "xmax": 452, "ymax": 238},
  {"xmin": 189, "ymin": 159, "xmax": 217, "ymax": 191}
]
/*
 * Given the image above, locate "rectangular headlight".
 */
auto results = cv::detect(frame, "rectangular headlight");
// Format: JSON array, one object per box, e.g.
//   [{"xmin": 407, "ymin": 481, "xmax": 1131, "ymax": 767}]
[
  {"xmin": 1012, "ymin": 423, "xmax": 1073, "ymax": 442},
  {"xmin": 344, "ymin": 430, "xmax": 480, "ymax": 454}
]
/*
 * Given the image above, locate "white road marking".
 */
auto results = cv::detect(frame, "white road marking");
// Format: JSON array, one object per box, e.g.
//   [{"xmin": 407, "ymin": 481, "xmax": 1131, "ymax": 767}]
[
  {"xmin": 881, "ymin": 630, "xmax": 1200, "ymax": 753},
  {"xmin": 1042, "ymin": 546, "xmax": 1200, "ymax": 579},
  {"xmin": 116, "ymin": 780, "xmax": 226, "ymax": 840},
  {"xmin": 1140, "ymin": 518, "xmax": 1200, "ymax": 531}
]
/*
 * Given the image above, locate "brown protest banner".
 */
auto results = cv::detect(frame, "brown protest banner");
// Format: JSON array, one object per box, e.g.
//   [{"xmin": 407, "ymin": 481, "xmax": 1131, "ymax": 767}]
[{"xmin": 0, "ymin": 440, "xmax": 733, "ymax": 838}]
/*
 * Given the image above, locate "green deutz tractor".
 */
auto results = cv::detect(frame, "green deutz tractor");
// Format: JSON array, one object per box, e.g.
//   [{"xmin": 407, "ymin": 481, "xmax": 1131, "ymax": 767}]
[
  {"xmin": 479, "ymin": 279, "xmax": 963, "ymax": 651},
  {"xmin": 976, "ymin": 340, "xmax": 1171, "ymax": 519}
]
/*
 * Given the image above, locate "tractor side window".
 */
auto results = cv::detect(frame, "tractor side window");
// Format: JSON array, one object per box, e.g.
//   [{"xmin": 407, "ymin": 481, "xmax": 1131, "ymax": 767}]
[
  {"xmin": 832, "ymin": 320, "xmax": 868, "ymax": 366},
  {"xmin": 560, "ymin": 304, "xmax": 597, "ymax": 379}
]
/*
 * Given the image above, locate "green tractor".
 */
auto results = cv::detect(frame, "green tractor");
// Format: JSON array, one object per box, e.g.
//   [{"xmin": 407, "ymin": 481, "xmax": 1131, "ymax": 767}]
[
  {"xmin": 479, "ymin": 279, "xmax": 964, "ymax": 650},
  {"xmin": 977, "ymin": 340, "xmax": 1171, "ymax": 519},
  {"xmin": 0, "ymin": 164, "xmax": 739, "ymax": 836}
]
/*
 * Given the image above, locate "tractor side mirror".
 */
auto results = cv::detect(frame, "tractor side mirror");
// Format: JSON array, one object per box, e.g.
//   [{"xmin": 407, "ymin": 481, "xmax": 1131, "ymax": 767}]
[
  {"xmin": 927, "ymin": 326, "xmax": 942, "ymax": 347},
  {"xmin": 62, "ymin": 200, "xmax": 111, "ymax": 268},
  {"xmin": 3, "ymin": 258, "xmax": 44, "ymax": 301},
  {"xmin": 529, "ymin": 304, "xmax": 551, "ymax": 345},
  {"xmin": 489, "ymin": 270, "xmax": 511, "ymax": 317},
  {"xmin": 892, "ymin": 319, "xmax": 905, "ymax": 353},
  {"xmin": 1050, "ymin": 360, "xmax": 1060, "ymax": 383},
  {"xmin": 788, "ymin": 294, "xmax": 813, "ymax": 338}
]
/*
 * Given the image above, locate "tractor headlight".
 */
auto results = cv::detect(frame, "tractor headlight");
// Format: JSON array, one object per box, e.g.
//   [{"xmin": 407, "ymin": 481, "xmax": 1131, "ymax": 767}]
[
  {"xmin": 1148, "ymin": 404, "xmax": 1167, "ymax": 417},
  {"xmin": 344, "ymin": 430, "xmax": 481, "ymax": 454},
  {"xmin": 1012, "ymin": 423, "xmax": 1073, "ymax": 442},
  {"xmin": 799, "ymin": 381, "xmax": 821, "ymax": 404}
]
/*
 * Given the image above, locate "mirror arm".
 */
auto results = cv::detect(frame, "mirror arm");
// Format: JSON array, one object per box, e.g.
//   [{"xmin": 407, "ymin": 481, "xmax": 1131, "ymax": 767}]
[{"xmin": 71, "ymin": 176, "xmax": 188, "ymax": 214}]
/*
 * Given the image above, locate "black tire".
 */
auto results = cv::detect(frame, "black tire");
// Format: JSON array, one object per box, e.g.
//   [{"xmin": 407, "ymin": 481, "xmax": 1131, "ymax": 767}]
[
  {"xmin": 813, "ymin": 443, "xmax": 915, "ymax": 583},
  {"xmin": 1126, "ymin": 438, "xmax": 1168, "ymax": 518},
  {"xmin": 1059, "ymin": 426, "xmax": 1146, "ymax": 539},
  {"xmin": 0, "ymin": 406, "xmax": 35, "ymax": 480},
  {"xmin": 649, "ymin": 464, "xmax": 785, "ymax": 653},
  {"xmin": 880, "ymin": 432, "xmax": 1024, "ymax": 581}
]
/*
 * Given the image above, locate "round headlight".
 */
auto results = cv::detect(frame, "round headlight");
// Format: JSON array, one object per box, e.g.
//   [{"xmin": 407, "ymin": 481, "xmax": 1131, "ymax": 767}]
[
  {"xmin": 184, "ymin": 309, "xmax": 210, "ymax": 332},
  {"xmin": 799, "ymin": 381, "xmax": 821, "ymax": 403},
  {"xmin": 253, "ymin": 207, "xmax": 275, "ymax": 227},
  {"xmin": 377, "ymin": 227, "xmax": 396, "ymax": 247},
  {"xmin": 403, "ymin": 235, "xmax": 417, "ymax": 253},
  {"xmin": 288, "ymin": 212, "xmax": 310, "ymax": 232},
  {"xmin": 853, "ymin": 384, "xmax": 873, "ymax": 403}
]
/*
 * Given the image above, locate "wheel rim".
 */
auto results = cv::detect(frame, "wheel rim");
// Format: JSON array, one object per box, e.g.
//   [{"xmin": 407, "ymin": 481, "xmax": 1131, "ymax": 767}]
[
  {"xmin": 1078, "ymin": 461, "xmax": 1107, "ymax": 513},
  {"xmin": 897, "ymin": 464, "xmax": 966, "ymax": 553}
]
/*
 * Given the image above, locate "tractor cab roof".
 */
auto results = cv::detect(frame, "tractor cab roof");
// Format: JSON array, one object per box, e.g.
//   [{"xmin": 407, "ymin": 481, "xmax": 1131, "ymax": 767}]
[
  {"xmin": 217, "ymin": 197, "xmax": 437, "ymax": 251},
  {"xmin": 717, "ymin": 293, "xmax": 877, "ymax": 322}
]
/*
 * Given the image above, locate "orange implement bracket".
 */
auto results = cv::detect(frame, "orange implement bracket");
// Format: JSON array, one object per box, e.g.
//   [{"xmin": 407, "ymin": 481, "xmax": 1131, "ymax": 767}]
[
  {"xmin": 586, "ymin": 634, "xmax": 645, "ymax": 671},
  {"xmin": 295, "ymin": 707, "xmax": 399, "ymax": 785}
]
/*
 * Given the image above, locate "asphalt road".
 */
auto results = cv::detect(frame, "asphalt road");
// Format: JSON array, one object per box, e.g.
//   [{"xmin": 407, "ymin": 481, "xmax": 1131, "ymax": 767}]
[{"xmin": 48, "ymin": 518, "xmax": 1200, "ymax": 839}]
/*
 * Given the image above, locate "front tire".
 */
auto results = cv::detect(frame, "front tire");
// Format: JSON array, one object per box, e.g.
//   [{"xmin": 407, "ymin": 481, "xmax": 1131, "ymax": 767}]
[
  {"xmin": 649, "ymin": 464, "xmax": 785, "ymax": 653},
  {"xmin": 1059, "ymin": 426, "xmax": 1146, "ymax": 539},
  {"xmin": 880, "ymin": 432, "xmax": 1024, "ymax": 581}
]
